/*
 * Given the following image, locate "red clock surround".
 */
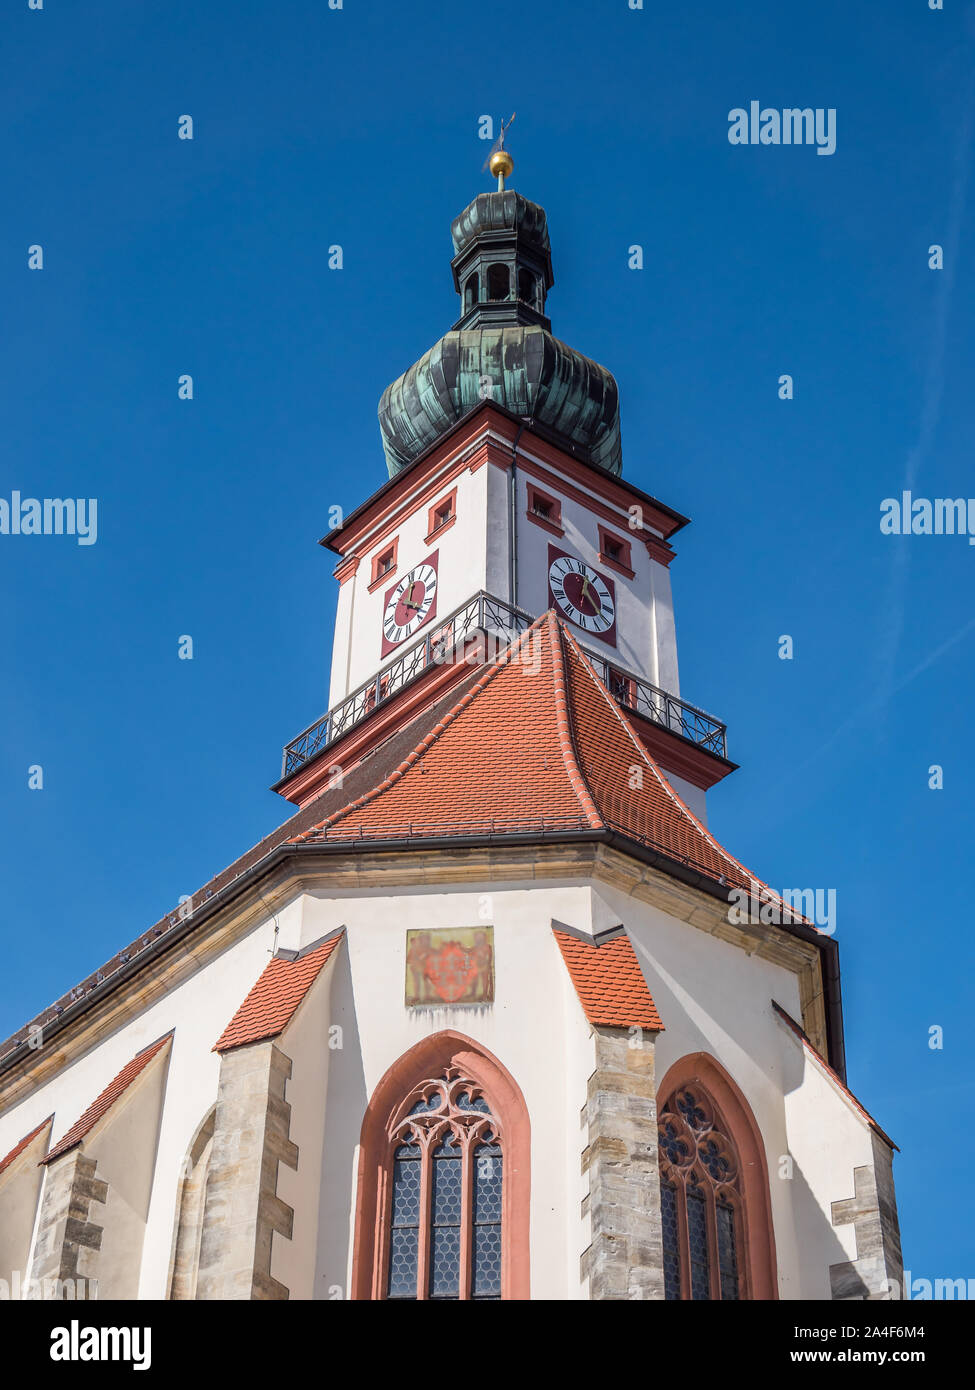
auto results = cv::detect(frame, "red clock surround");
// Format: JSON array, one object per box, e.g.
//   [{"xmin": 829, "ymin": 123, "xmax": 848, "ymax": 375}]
[
  {"xmin": 380, "ymin": 550, "xmax": 440, "ymax": 656},
  {"xmin": 547, "ymin": 543, "xmax": 617, "ymax": 646}
]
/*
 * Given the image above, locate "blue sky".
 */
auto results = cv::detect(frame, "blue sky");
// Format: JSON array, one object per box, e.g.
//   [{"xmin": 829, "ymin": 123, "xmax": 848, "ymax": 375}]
[{"xmin": 2, "ymin": 0, "xmax": 972, "ymax": 1283}]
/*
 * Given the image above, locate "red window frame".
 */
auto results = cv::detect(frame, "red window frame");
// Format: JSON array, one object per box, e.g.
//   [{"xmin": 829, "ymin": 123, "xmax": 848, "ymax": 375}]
[
  {"xmin": 597, "ymin": 523, "xmax": 634, "ymax": 577},
  {"xmin": 658, "ymin": 1085, "xmax": 745, "ymax": 1300},
  {"xmin": 351, "ymin": 1032, "xmax": 531, "ymax": 1301},
  {"xmin": 380, "ymin": 1072, "xmax": 501, "ymax": 1300},
  {"xmin": 368, "ymin": 536, "xmax": 399, "ymax": 591},
  {"xmin": 525, "ymin": 482, "xmax": 563, "ymax": 536},
  {"xmin": 425, "ymin": 487, "xmax": 457, "ymax": 543}
]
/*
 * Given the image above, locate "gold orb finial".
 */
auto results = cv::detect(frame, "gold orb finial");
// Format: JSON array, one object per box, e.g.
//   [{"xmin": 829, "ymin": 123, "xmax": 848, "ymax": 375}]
[
  {"xmin": 489, "ymin": 148, "xmax": 514, "ymax": 181},
  {"xmin": 488, "ymin": 112, "xmax": 516, "ymax": 190}
]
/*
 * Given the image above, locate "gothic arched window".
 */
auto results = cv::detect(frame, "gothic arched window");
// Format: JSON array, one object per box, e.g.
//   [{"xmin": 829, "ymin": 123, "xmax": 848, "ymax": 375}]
[
  {"xmin": 464, "ymin": 272, "xmax": 479, "ymax": 312},
  {"xmin": 386, "ymin": 1069, "xmax": 503, "ymax": 1300},
  {"xmin": 351, "ymin": 1032, "xmax": 530, "ymax": 1300},
  {"xmin": 658, "ymin": 1086, "xmax": 743, "ymax": 1300}
]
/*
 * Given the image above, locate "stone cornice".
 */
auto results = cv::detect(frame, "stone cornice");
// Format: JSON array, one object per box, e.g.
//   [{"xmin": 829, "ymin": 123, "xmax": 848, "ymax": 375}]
[{"xmin": 0, "ymin": 838, "xmax": 828, "ymax": 1112}]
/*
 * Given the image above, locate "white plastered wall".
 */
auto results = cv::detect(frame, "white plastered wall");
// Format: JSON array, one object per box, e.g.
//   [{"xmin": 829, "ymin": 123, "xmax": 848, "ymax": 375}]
[
  {"xmin": 288, "ymin": 881, "xmax": 601, "ymax": 1300},
  {"xmin": 592, "ymin": 880, "xmax": 890, "ymax": 1300},
  {"xmin": 0, "ymin": 897, "xmax": 290, "ymax": 1300},
  {"xmin": 0, "ymin": 871, "xmax": 892, "ymax": 1302},
  {"xmin": 328, "ymin": 462, "xmax": 492, "ymax": 706},
  {"xmin": 774, "ymin": 1017, "xmax": 888, "ymax": 1299},
  {"xmin": 83, "ymin": 1049, "xmax": 171, "ymax": 1299},
  {"xmin": 0, "ymin": 1125, "xmax": 50, "ymax": 1289}
]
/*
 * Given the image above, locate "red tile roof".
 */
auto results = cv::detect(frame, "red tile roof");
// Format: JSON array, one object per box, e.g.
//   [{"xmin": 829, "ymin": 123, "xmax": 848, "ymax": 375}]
[
  {"xmin": 0, "ymin": 1116, "xmax": 53, "ymax": 1177},
  {"xmin": 2, "ymin": 610, "xmax": 818, "ymax": 1079},
  {"xmin": 554, "ymin": 928, "xmax": 664, "ymax": 1031},
  {"xmin": 213, "ymin": 933, "xmax": 344, "ymax": 1053},
  {"xmin": 293, "ymin": 612, "xmax": 807, "ymax": 926},
  {"xmin": 43, "ymin": 1034, "xmax": 173, "ymax": 1164}
]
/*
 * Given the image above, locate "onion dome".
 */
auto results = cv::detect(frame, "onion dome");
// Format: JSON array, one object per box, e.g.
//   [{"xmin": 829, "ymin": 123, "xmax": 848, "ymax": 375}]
[{"xmin": 378, "ymin": 153, "xmax": 623, "ymax": 478}]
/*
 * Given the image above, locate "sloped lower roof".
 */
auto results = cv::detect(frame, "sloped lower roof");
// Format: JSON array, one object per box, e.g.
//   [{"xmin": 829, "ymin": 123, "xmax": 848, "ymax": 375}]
[
  {"xmin": 772, "ymin": 1002, "xmax": 895, "ymax": 1150},
  {"xmin": 0, "ymin": 1115, "xmax": 52, "ymax": 1177},
  {"xmin": 43, "ymin": 1033, "xmax": 173, "ymax": 1164},
  {"xmin": 2, "ymin": 610, "xmax": 823, "ymax": 1080},
  {"xmin": 213, "ymin": 932, "xmax": 344, "ymax": 1053},
  {"xmin": 292, "ymin": 612, "xmax": 804, "ymax": 924},
  {"xmin": 554, "ymin": 927, "xmax": 664, "ymax": 1031},
  {"xmin": 0, "ymin": 672, "xmax": 482, "ymax": 1069}
]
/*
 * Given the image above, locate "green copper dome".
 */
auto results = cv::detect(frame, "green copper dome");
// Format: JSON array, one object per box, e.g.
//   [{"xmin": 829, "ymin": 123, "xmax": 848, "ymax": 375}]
[
  {"xmin": 378, "ymin": 187, "xmax": 623, "ymax": 478},
  {"xmin": 450, "ymin": 190, "xmax": 552, "ymax": 262}
]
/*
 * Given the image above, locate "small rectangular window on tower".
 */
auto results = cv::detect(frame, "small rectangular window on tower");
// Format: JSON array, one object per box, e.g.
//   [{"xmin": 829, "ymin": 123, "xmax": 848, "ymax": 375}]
[
  {"xmin": 426, "ymin": 488, "xmax": 457, "ymax": 541},
  {"xmin": 525, "ymin": 483, "xmax": 563, "ymax": 535},
  {"xmin": 598, "ymin": 524, "xmax": 633, "ymax": 576},
  {"xmin": 369, "ymin": 537, "xmax": 399, "ymax": 590}
]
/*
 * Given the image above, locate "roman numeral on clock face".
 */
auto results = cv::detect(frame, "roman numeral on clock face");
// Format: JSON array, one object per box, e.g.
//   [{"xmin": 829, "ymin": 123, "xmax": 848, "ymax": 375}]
[
  {"xmin": 547, "ymin": 551, "xmax": 616, "ymax": 636},
  {"xmin": 382, "ymin": 559, "xmax": 439, "ymax": 651}
]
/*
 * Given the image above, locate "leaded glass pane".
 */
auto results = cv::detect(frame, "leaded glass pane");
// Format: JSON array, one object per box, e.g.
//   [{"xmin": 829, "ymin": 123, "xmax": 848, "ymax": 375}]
[
  {"xmin": 429, "ymin": 1224, "xmax": 461, "ymax": 1299},
  {"xmin": 456, "ymin": 1092, "xmax": 491, "ymax": 1113},
  {"xmin": 387, "ymin": 1143, "xmax": 422, "ymax": 1298},
  {"xmin": 472, "ymin": 1142, "xmax": 502, "ymax": 1298},
  {"xmin": 429, "ymin": 1134, "xmax": 462, "ymax": 1299},
  {"xmin": 388, "ymin": 1227, "xmax": 418, "ymax": 1300},
  {"xmin": 472, "ymin": 1223, "xmax": 502, "ymax": 1299},
  {"xmin": 408, "ymin": 1093, "xmax": 442, "ymax": 1115},
  {"xmin": 687, "ymin": 1188, "xmax": 710, "ymax": 1300},
  {"xmin": 474, "ymin": 1145, "xmax": 503, "ymax": 1224},
  {"xmin": 431, "ymin": 1144, "xmax": 463, "ymax": 1224},
  {"xmin": 390, "ymin": 1145, "xmax": 421, "ymax": 1228},
  {"xmin": 717, "ymin": 1202, "xmax": 739, "ymax": 1301},
  {"xmin": 660, "ymin": 1181, "xmax": 681, "ymax": 1301}
]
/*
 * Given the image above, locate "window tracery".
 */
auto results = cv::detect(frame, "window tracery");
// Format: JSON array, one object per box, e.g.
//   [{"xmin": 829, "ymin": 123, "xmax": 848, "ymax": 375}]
[
  {"xmin": 657, "ymin": 1086, "xmax": 743, "ymax": 1301},
  {"xmin": 385, "ymin": 1066, "xmax": 503, "ymax": 1300}
]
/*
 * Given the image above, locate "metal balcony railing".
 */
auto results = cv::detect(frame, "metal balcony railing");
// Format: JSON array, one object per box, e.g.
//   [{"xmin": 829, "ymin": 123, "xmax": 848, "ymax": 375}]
[
  {"xmin": 280, "ymin": 590, "xmax": 727, "ymax": 778},
  {"xmin": 579, "ymin": 651, "xmax": 729, "ymax": 758}
]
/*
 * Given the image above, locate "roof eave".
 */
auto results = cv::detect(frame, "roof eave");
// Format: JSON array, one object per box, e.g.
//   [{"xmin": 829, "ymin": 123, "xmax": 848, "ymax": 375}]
[{"xmin": 0, "ymin": 827, "xmax": 843, "ymax": 1085}]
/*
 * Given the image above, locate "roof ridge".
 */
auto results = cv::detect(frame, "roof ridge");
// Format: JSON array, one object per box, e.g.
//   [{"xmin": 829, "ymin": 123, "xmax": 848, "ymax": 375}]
[
  {"xmin": 558, "ymin": 623, "xmax": 802, "ymax": 916},
  {"xmin": 293, "ymin": 615, "xmax": 551, "ymax": 840},
  {"xmin": 547, "ymin": 613, "xmax": 603, "ymax": 830}
]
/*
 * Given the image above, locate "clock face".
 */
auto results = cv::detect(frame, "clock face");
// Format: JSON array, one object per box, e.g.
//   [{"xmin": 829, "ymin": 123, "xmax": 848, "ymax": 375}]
[
  {"xmin": 381, "ymin": 553, "xmax": 439, "ymax": 654},
  {"xmin": 548, "ymin": 546, "xmax": 617, "ymax": 644}
]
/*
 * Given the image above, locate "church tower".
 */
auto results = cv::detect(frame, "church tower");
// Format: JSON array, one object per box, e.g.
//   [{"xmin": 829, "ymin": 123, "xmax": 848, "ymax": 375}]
[
  {"xmin": 0, "ymin": 149, "xmax": 902, "ymax": 1304},
  {"xmin": 277, "ymin": 155, "xmax": 732, "ymax": 827}
]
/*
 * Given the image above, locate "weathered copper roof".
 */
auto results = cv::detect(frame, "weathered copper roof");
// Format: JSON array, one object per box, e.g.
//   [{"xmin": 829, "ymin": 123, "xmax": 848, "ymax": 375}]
[
  {"xmin": 379, "ymin": 186, "xmax": 622, "ymax": 478},
  {"xmin": 450, "ymin": 190, "xmax": 551, "ymax": 259},
  {"xmin": 379, "ymin": 325, "xmax": 622, "ymax": 477}
]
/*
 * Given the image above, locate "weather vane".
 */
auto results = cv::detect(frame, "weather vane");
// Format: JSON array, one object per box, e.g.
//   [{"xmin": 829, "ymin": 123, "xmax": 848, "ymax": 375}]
[{"xmin": 485, "ymin": 112, "xmax": 516, "ymax": 191}]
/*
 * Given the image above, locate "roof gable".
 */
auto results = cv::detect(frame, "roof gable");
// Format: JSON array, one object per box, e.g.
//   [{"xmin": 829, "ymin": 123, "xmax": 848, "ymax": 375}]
[
  {"xmin": 553, "ymin": 927, "xmax": 664, "ymax": 1032},
  {"xmin": 43, "ymin": 1033, "xmax": 173, "ymax": 1164},
  {"xmin": 213, "ymin": 932, "xmax": 344, "ymax": 1053},
  {"xmin": 0, "ymin": 1115, "xmax": 53, "ymax": 1177}
]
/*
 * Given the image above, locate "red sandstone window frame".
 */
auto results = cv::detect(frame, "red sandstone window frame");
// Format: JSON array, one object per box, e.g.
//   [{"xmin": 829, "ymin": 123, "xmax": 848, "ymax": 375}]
[
  {"xmin": 425, "ymin": 488, "xmax": 457, "ymax": 543},
  {"xmin": 525, "ymin": 482, "xmax": 563, "ymax": 536},
  {"xmin": 597, "ymin": 523, "xmax": 634, "ymax": 578},
  {"xmin": 656, "ymin": 1053, "xmax": 778, "ymax": 1301},
  {"xmin": 351, "ymin": 1031, "xmax": 531, "ymax": 1301},
  {"xmin": 368, "ymin": 537, "xmax": 399, "ymax": 591}
]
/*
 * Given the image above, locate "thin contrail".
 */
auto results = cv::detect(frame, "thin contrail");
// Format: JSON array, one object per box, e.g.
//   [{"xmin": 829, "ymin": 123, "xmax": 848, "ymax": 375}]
[{"xmin": 875, "ymin": 57, "xmax": 975, "ymax": 717}]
